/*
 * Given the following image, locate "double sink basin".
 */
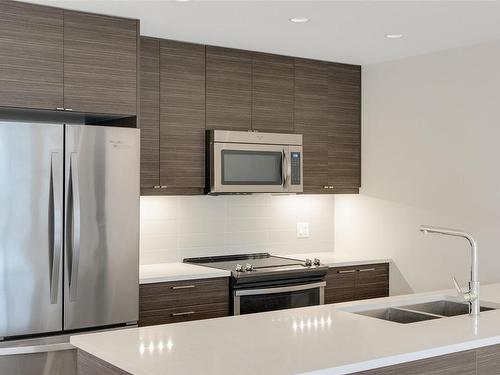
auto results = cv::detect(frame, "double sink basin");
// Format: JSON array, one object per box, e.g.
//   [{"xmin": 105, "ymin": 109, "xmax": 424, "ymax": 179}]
[{"xmin": 352, "ymin": 300, "xmax": 496, "ymax": 324}]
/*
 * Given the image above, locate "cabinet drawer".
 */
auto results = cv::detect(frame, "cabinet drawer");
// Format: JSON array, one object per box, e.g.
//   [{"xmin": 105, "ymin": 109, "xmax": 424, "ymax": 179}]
[
  {"xmin": 139, "ymin": 302, "xmax": 229, "ymax": 326},
  {"xmin": 325, "ymin": 266, "xmax": 357, "ymax": 304},
  {"xmin": 356, "ymin": 264, "xmax": 389, "ymax": 286},
  {"xmin": 139, "ymin": 277, "xmax": 229, "ymax": 312}
]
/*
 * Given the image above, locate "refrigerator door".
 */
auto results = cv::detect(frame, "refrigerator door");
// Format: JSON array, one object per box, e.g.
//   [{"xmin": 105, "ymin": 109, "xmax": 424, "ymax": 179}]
[
  {"xmin": 64, "ymin": 125, "xmax": 139, "ymax": 331},
  {"xmin": 0, "ymin": 122, "xmax": 64, "ymax": 338}
]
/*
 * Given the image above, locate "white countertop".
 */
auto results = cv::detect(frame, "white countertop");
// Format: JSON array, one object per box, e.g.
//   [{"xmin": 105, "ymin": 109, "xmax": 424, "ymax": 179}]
[
  {"xmin": 140, "ymin": 253, "xmax": 390, "ymax": 284},
  {"xmin": 139, "ymin": 263, "xmax": 230, "ymax": 284},
  {"xmin": 71, "ymin": 283, "xmax": 500, "ymax": 375},
  {"xmin": 285, "ymin": 252, "xmax": 391, "ymax": 267}
]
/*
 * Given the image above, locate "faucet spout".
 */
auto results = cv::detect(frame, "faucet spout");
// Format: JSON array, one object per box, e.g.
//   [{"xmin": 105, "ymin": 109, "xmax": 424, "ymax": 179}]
[{"xmin": 419, "ymin": 225, "xmax": 480, "ymax": 316}]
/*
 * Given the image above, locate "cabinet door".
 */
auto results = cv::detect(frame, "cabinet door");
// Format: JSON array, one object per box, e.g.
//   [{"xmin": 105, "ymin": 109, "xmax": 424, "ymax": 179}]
[
  {"xmin": 325, "ymin": 266, "xmax": 357, "ymax": 304},
  {"xmin": 355, "ymin": 263, "xmax": 389, "ymax": 300},
  {"xmin": 327, "ymin": 63, "xmax": 361, "ymax": 189},
  {"xmin": 160, "ymin": 40, "xmax": 205, "ymax": 192},
  {"xmin": 206, "ymin": 46, "xmax": 252, "ymax": 131},
  {"xmin": 0, "ymin": 1, "xmax": 63, "ymax": 110},
  {"xmin": 294, "ymin": 58, "xmax": 329, "ymax": 193},
  {"xmin": 140, "ymin": 37, "xmax": 160, "ymax": 189},
  {"xmin": 252, "ymin": 52, "xmax": 294, "ymax": 133},
  {"xmin": 63, "ymin": 11, "xmax": 138, "ymax": 115}
]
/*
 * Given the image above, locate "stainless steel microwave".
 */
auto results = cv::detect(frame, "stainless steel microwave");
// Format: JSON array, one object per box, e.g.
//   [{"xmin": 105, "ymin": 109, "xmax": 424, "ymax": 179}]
[{"xmin": 207, "ymin": 130, "xmax": 303, "ymax": 194}]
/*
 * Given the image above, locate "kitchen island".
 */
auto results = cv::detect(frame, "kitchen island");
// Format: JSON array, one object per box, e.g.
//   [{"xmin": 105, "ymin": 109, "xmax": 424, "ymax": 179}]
[{"xmin": 71, "ymin": 284, "xmax": 500, "ymax": 374}]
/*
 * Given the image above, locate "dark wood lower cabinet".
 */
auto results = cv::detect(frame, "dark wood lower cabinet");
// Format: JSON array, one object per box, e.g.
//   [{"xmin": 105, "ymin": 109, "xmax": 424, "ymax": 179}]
[
  {"xmin": 139, "ymin": 277, "xmax": 229, "ymax": 326},
  {"xmin": 77, "ymin": 344, "xmax": 500, "ymax": 375},
  {"xmin": 325, "ymin": 263, "xmax": 389, "ymax": 304},
  {"xmin": 355, "ymin": 344, "xmax": 500, "ymax": 375},
  {"xmin": 78, "ymin": 350, "xmax": 130, "ymax": 375}
]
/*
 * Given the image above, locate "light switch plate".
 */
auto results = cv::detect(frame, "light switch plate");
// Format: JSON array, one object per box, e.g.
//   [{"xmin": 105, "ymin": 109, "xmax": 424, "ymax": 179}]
[{"xmin": 296, "ymin": 222, "xmax": 310, "ymax": 239}]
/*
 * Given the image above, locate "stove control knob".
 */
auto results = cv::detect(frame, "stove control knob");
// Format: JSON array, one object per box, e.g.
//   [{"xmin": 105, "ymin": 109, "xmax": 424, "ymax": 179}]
[
  {"xmin": 235, "ymin": 264, "xmax": 243, "ymax": 272},
  {"xmin": 313, "ymin": 258, "xmax": 321, "ymax": 266},
  {"xmin": 305, "ymin": 259, "xmax": 312, "ymax": 267},
  {"xmin": 245, "ymin": 263, "xmax": 254, "ymax": 272}
]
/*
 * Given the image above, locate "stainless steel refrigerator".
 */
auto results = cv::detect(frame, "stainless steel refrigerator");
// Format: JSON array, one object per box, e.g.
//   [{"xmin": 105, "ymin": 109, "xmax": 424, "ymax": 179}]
[{"xmin": 0, "ymin": 122, "xmax": 139, "ymax": 374}]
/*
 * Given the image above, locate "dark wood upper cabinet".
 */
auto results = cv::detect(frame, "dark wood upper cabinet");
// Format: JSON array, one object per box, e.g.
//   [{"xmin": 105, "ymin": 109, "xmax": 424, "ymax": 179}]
[
  {"xmin": 0, "ymin": 1, "xmax": 63, "ymax": 110},
  {"xmin": 327, "ymin": 63, "xmax": 361, "ymax": 190},
  {"xmin": 140, "ymin": 37, "xmax": 160, "ymax": 189},
  {"xmin": 206, "ymin": 46, "xmax": 252, "ymax": 131},
  {"xmin": 160, "ymin": 40, "xmax": 206, "ymax": 192},
  {"xmin": 294, "ymin": 58, "xmax": 329, "ymax": 194},
  {"xmin": 63, "ymin": 11, "xmax": 138, "ymax": 115},
  {"xmin": 252, "ymin": 52, "xmax": 294, "ymax": 133}
]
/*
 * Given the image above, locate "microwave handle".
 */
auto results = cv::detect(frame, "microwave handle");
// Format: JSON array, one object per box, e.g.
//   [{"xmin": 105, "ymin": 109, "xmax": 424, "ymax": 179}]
[{"xmin": 281, "ymin": 149, "xmax": 287, "ymax": 186}]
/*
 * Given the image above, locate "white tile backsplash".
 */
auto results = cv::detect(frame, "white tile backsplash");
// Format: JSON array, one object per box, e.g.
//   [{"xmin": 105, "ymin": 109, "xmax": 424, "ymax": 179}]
[{"xmin": 140, "ymin": 194, "xmax": 335, "ymax": 264}]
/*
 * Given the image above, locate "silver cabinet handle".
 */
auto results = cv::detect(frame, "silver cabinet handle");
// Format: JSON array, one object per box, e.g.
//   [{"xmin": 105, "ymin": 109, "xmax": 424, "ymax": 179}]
[
  {"xmin": 50, "ymin": 153, "xmax": 62, "ymax": 304},
  {"xmin": 359, "ymin": 268, "xmax": 376, "ymax": 272},
  {"xmin": 338, "ymin": 269, "xmax": 356, "ymax": 274},
  {"xmin": 68, "ymin": 153, "xmax": 81, "ymax": 302},
  {"xmin": 171, "ymin": 311, "xmax": 195, "ymax": 317},
  {"xmin": 171, "ymin": 285, "xmax": 196, "ymax": 290}
]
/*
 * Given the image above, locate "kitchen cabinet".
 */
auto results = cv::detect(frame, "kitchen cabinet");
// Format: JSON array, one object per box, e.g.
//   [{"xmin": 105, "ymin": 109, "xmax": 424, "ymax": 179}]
[
  {"xmin": 294, "ymin": 58, "xmax": 329, "ymax": 194},
  {"xmin": 140, "ymin": 37, "xmax": 160, "ymax": 189},
  {"xmin": 252, "ymin": 52, "xmax": 294, "ymax": 133},
  {"xmin": 159, "ymin": 40, "xmax": 206, "ymax": 194},
  {"xmin": 206, "ymin": 46, "xmax": 252, "ymax": 131},
  {"xmin": 139, "ymin": 277, "xmax": 229, "ymax": 326},
  {"xmin": 327, "ymin": 63, "xmax": 362, "ymax": 191},
  {"xmin": 63, "ymin": 11, "xmax": 138, "ymax": 115},
  {"xmin": 0, "ymin": 1, "xmax": 63, "ymax": 110},
  {"xmin": 325, "ymin": 263, "xmax": 389, "ymax": 304},
  {"xmin": 0, "ymin": 1, "xmax": 139, "ymax": 117}
]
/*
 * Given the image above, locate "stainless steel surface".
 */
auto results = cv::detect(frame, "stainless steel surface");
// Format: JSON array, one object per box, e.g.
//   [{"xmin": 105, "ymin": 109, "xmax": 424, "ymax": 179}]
[
  {"xmin": 338, "ymin": 270, "xmax": 356, "ymax": 274},
  {"xmin": 0, "ymin": 349, "xmax": 76, "ymax": 375},
  {"xmin": 0, "ymin": 336, "xmax": 73, "ymax": 356},
  {"xmin": 233, "ymin": 281, "xmax": 326, "ymax": 315},
  {"xmin": 50, "ymin": 152, "xmax": 63, "ymax": 305},
  {"xmin": 0, "ymin": 122, "xmax": 64, "ymax": 338},
  {"xmin": 356, "ymin": 307, "xmax": 441, "ymax": 324},
  {"xmin": 209, "ymin": 130, "xmax": 303, "ymax": 194},
  {"xmin": 171, "ymin": 311, "xmax": 195, "ymax": 317},
  {"xmin": 420, "ymin": 225, "xmax": 480, "ymax": 315},
  {"xmin": 403, "ymin": 300, "xmax": 495, "ymax": 317},
  {"xmin": 171, "ymin": 285, "xmax": 196, "ymax": 290},
  {"xmin": 64, "ymin": 125, "xmax": 139, "ymax": 331},
  {"xmin": 210, "ymin": 129, "xmax": 302, "ymax": 145},
  {"xmin": 67, "ymin": 153, "xmax": 81, "ymax": 302},
  {"xmin": 234, "ymin": 281, "xmax": 326, "ymax": 297}
]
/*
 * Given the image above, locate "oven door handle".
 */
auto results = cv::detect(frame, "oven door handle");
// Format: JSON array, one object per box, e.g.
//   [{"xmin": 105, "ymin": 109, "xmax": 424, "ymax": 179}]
[{"xmin": 234, "ymin": 281, "xmax": 326, "ymax": 297}]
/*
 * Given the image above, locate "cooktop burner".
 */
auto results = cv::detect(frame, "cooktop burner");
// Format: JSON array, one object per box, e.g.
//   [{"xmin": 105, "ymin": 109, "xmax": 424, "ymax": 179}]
[{"xmin": 184, "ymin": 253, "xmax": 327, "ymax": 284}]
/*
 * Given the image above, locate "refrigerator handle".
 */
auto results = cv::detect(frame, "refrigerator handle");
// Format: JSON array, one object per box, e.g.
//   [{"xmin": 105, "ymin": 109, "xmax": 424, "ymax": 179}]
[
  {"xmin": 68, "ymin": 153, "xmax": 81, "ymax": 302},
  {"xmin": 50, "ymin": 153, "xmax": 62, "ymax": 305}
]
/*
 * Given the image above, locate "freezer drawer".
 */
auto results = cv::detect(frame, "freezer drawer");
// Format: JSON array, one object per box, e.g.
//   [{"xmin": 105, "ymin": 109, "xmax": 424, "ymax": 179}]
[
  {"xmin": 64, "ymin": 125, "xmax": 139, "ymax": 330},
  {"xmin": 0, "ymin": 122, "xmax": 64, "ymax": 338}
]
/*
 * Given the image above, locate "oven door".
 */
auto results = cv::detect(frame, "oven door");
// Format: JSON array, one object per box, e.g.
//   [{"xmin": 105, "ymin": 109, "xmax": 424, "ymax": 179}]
[
  {"xmin": 233, "ymin": 281, "xmax": 325, "ymax": 315},
  {"xmin": 211, "ymin": 142, "xmax": 295, "ymax": 193}
]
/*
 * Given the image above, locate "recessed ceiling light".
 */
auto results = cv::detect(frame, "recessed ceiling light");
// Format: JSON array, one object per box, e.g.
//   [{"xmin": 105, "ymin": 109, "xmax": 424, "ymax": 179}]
[
  {"xmin": 175, "ymin": 0, "xmax": 191, "ymax": 2},
  {"xmin": 385, "ymin": 34, "xmax": 403, "ymax": 39},
  {"xmin": 289, "ymin": 17, "xmax": 310, "ymax": 23}
]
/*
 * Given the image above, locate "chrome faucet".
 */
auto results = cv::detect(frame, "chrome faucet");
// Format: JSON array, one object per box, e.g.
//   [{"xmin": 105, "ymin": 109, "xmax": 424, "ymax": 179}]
[{"xmin": 420, "ymin": 225, "xmax": 480, "ymax": 316}]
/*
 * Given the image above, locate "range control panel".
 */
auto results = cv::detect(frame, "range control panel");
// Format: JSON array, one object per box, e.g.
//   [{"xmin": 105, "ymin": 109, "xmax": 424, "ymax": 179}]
[{"xmin": 290, "ymin": 152, "xmax": 301, "ymax": 185}]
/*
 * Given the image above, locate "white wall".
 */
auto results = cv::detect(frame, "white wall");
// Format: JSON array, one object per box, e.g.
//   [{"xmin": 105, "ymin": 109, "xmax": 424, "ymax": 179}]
[
  {"xmin": 140, "ymin": 194, "xmax": 334, "ymax": 264},
  {"xmin": 334, "ymin": 40, "xmax": 500, "ymax": 295}
]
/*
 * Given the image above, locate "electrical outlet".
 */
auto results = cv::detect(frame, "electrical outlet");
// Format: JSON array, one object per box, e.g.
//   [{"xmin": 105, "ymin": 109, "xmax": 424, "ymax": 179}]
[{"xmin": 296, "ymin": 222, "xmax": 310, "ymax": 239}]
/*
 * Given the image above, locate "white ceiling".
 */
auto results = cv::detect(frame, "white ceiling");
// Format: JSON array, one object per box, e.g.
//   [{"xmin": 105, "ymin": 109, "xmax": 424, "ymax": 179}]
[{"xmin": 26, "ymin": 0, "xmax": 500, "ymax": 65}]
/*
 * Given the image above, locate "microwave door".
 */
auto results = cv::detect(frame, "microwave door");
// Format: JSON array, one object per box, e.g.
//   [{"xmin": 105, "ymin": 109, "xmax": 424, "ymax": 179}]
[{"xmin": 212, "ymin": 143, "xmax": 286, "ymax": 193}]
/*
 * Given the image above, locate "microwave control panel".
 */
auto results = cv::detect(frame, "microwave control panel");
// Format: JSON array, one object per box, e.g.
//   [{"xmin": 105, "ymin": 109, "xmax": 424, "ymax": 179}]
[{"xmin": 290, "ymin": 152, "xmax": 301, "ymax": 185}]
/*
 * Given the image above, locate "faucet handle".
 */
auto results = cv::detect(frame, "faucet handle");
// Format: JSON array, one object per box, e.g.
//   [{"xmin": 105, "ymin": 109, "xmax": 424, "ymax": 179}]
[{"xmin": 453, "ymin": 276, "xmax": 469, "ymax": 295}]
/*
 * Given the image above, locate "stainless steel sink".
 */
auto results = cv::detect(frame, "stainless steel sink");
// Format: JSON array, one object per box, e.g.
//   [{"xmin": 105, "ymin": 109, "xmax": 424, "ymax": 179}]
[
  {"xmin": 355, "ymin": 307, "xmax": 441, "ymax": 324},
  {"xmin": 403, "ymin": 300, "xmax": 495, "ymax": 317}
]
